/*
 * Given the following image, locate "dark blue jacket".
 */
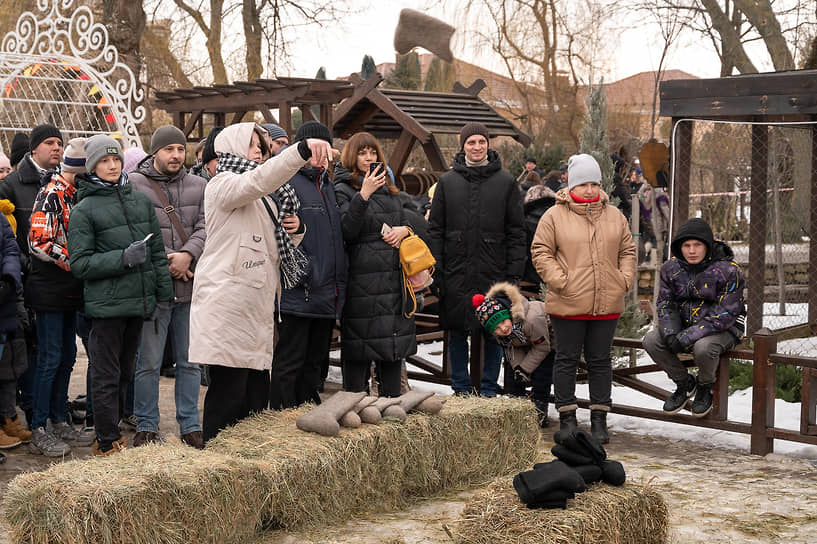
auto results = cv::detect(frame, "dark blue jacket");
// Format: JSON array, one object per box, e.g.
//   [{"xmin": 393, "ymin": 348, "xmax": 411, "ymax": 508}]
[
  {"xmin": 0, "ymin": 216, "xmax": 21, "ymax": 332},
  {"xmin": 279, "ymin": 166, "xmax": 348, "ymax": 319}
]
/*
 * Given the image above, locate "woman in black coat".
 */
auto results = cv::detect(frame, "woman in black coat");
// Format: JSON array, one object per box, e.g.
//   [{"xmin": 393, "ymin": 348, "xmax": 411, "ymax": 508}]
[{"xmin": 334, "ymin": 132, "xmax": 426, "ymax": 397}]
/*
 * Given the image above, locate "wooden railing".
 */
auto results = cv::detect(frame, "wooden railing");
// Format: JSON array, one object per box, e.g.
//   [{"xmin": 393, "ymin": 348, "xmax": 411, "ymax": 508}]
[{"xmin": 331, "ymin": 315, "xmax": 817, "ymax": 456}]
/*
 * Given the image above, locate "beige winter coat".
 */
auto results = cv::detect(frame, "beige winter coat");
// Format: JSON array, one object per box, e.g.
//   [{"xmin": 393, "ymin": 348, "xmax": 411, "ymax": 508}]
[
  {"xmin": 487, "ymin": 281, "xmax": 553, "ymax": 375},
  {"xmin": 189, "ymin": 123, "xmax": 306, "ymax": 370},
  {"xmin": 530, "ymin": 189, "xmax": 636, "ymax": 317}
]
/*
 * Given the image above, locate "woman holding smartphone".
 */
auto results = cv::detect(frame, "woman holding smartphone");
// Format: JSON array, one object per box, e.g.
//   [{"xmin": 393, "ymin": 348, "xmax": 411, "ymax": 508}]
[{"xmin": 334, "ymin": 132, "xmax": 427, "ymax": 397}]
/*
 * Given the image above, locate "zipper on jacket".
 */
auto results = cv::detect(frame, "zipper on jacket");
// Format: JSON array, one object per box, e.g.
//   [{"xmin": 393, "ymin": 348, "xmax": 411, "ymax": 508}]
[{"xmin": 116, "ymin": 186, "xmax": 149, "ymax": 318}]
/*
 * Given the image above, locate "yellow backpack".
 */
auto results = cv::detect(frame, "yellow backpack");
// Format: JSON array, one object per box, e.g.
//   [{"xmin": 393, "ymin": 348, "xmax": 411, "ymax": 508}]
[{"xmin": 399, "ymin": 228, "xmax": 435, "ymax": 318}]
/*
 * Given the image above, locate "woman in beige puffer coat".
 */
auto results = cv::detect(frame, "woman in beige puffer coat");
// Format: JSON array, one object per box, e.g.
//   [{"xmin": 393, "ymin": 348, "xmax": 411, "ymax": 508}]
[{"xmin": 530, "ymin": 153, "xmax": 636, "ymax": 444}]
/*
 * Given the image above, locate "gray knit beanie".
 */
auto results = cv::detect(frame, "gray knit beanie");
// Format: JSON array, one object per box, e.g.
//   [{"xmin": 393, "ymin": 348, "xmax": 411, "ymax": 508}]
[
  {"xmin": 61, "ymin": 137, "xmax": 87, "ymax": 174},
  {"xmin": 262, "ymin": 124, "xmax": 288, "ymax": 142},
  {"xmin": 567, "ymin": 154, "xmax": 601, "ymax": 190},
  {"xmin": 150, "ymin": 125, "xmax": 186, "ymax": 155},
  {"xmin": 84, "ymin": 135, "xmax": 124, "ymax": 174}
]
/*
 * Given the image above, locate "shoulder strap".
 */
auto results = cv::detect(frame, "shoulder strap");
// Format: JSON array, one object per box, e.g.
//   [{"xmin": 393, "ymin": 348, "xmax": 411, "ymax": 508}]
[
  {"xmin": 260, "ymin": 195, "xmax": 280, "ymax": 227},
  {"xmin": 145, "ymin": 178, "xmax": 188, "ymax": 245}
]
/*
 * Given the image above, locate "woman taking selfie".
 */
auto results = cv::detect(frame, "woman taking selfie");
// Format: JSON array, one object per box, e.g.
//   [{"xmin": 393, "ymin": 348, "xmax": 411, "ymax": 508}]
[
  {"xmin": 334, "ymin": 132, "xmax": 426, "ymax": 397},
  {"xmin": 531, "ymin": 153, "xmax": 636, "ymax": 444}
]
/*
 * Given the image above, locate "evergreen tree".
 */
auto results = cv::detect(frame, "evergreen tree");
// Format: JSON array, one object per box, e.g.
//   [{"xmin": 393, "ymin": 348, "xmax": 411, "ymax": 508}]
[
  {"xmin": 578, "ymin": 80, "xmax": 614, "ymax": 197},
  {"xmin": 384, "ymin": 51, "xmax": 422, "ymax": 90},
  {"xmin": 424, "ymin": 56, "xmax": 456, "ymax": 92},
  {"xmin": 361, "ymin": 55, "xmax": 376, "ymax": 79},
  {"xmin": 315, "ymin": 66, "xmax": 327, "ymax": 79}
]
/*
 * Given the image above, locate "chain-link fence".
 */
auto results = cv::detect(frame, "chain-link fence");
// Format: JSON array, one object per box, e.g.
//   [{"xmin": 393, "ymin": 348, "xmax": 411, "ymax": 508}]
[{"xmin": 671, "ymin": 119, "xmax": 815, "ymax": 355}]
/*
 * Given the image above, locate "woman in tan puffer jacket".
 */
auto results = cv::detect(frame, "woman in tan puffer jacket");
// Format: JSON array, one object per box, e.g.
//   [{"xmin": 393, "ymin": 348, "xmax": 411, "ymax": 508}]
[{"xmin": 530, "ymin": 153, "xmax": 636, "ymax": 444}]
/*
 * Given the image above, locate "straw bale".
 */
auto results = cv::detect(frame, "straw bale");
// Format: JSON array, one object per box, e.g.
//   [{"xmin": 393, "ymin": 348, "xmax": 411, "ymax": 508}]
[
  {"xmin": 451, "ymin": 476, "xmax": 669, "ymax": 544},
  {"xmin": 3, "ymin": 396, "xmax": 538, "ymax": 544}
]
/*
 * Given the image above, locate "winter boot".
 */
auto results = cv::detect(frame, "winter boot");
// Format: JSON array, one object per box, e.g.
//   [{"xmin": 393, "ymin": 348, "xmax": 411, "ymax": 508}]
[
  {"xmin": 663, "ymin": 374, "xmax": 697, "ymax": 414},
  {"xmin": 0, "ymin": 428, "xmax": 21, "ymax": 449},
  {"xmin": 29, "ymin": 427, "xmax": 71, "ymax": 457},
  {"xmin": 590, "ymin": 409, "xmax": 610, "ymax": 444},
  {"xmin": 92, "ymin": 436, "xmax": 127, "ymax": 456},
  {"xmin": 533, "ymin": 399, "xmax": 550, "ymax": 428},
  {"xmin": 558, "ymin": 409, "xmax": 577, "ymax": 433},
  {"xmin": 3, "ymin": 415, "xmax": 32, "ymax": 443},
  {"xmin": 691, "ymin": 383, "xmax": 714, "ymax": 418},
  {"xmin": 400, "ymin": 363, "xmax": 411, "ymax": 394},
  {"xmin": 133, "ymin": 431, "xmax": 160, "ymax": 447}
]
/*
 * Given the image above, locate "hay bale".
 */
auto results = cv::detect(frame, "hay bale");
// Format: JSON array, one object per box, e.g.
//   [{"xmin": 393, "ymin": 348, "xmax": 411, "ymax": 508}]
[
  {"xmin": 3, "ymin": 396, "xmax": 538, "ymax": 544},
  {"xmin": 451, "ymin": 477, "xmax": 669, "ymax": 544}
]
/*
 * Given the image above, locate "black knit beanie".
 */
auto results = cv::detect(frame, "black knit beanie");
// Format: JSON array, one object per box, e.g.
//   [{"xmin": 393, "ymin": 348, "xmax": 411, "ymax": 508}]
[
  {"xmin": 9, "ymin": 133, "xmax": 29, "ymax": 167},
  {"xmin": 201, "ymin": 126, "xmax": 224, "ymax": 164},
  {"xmin": 459, "ymin": 122, "xmax": 489, "ymax": 149},
  {"xmin": 29, "ymin": 124, "xmax": 62, "ymax": 151},
  {"xmin": 295, "ymin": 120, "xmax": 332, "ymax": 145}
]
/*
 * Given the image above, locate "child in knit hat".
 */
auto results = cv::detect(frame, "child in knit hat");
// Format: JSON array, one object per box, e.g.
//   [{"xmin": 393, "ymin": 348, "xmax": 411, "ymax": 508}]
[{"xmin": 473, "ymin": 281, "xmax": 554, "ymax": 427}]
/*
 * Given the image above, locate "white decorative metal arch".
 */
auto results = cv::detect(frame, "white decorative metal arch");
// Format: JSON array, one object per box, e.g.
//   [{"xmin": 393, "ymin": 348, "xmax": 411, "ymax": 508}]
[{"xmin": 0, "ymin": 0, "xmax": 144, "ymax": 152}]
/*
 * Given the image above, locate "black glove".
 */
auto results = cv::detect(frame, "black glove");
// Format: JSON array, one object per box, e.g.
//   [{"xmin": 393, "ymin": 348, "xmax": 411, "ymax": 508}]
[
  {"xmin": 666, "ymin": 334, "xmax": 684, "ymax": 354},
  {"xmin": 0, "ymin": 276, "xmax": 15, "ymax": 303},
  {"xmin": 513, "ymin": 367, "xmax": 531, "ymax": 385},
  {"xmin": 122, "ymin": 240, "xmax": 148, "ymax": 268}
]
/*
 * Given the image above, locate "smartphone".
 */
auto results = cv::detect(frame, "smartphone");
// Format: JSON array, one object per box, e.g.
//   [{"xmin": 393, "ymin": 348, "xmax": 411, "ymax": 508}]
[{"xmin": 369, "ymin": 162, "xmax": 383, "ymax": 176}]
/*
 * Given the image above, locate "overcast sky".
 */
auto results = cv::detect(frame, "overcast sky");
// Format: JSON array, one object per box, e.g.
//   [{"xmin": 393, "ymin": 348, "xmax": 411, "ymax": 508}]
[{"xmin": 280, "ymin": 1, "xmax": 733, "ymax": 83}]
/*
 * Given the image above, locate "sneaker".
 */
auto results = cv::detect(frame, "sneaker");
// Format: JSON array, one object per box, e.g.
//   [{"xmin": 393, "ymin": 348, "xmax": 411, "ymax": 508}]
[
  {"xmin": 52, "ymin": 421, "xmax": 95, "ymax": 447},
  {"xmin": 92, "ymin": 436, "xmax": 127, "ymax": 456},
  {"xmin": 133, "ymin": 430, "xmax": 160, "ymax": 447},
  {"xmin": 3, "ymin": 415, "xmax": 32, "ymax": 443},
  {"xmin": 663, "ymin": 374, "xmax": 697, "ymax": 414},
  {"xmin": 29, "ymin": 427, "xmax": 71, "ymax": 457},
  {"xmin": 180, "ymin": 430, "xmax": 204, "ymax": 450},
  {"xmin": 0, "ymin": 428, "xmax": 21, "ymax": 449},
  {"xmin": 119, "ymin": 414, "xmax": 138, "ymax": 430},
  {"xmin": 691, "ymin": 383, "xmax": 714, "ymax": 418}
]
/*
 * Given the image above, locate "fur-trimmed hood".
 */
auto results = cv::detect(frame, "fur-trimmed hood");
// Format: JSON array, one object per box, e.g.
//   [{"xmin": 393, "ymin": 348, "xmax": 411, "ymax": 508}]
[{"xmin": 485, "ymin": 281, "xmax": 525, "ymax": 322}]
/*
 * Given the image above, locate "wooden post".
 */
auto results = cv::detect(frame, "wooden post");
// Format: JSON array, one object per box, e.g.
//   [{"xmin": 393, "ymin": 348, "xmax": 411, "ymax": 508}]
[
  {"xmin": 801, "ymin": 367, "xmax": 817, "ymax": 435},
  {"xmin": 809, "ymin": 125, "xmax": 817, "ymax": 327},
  {"xmin": 750, "ymin": 328, "xmax": 777, "ymax": 456},
  {"xmin": 670, "ymin": 118, "xmax": 691, "ymax": 236},
  {"xmin": 709, "ymin": 354, "xmax": 730, "ymax": 421},
  {"xmin": 747, "ymin": 124, "xmax": 768, "ymax": 338}
]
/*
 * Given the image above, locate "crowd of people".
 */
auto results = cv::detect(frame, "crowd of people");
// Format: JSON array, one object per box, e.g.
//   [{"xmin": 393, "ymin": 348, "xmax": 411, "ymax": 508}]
[{"xmin": 0, "ymin": 117, "xmax": 746, "ymax": 457}]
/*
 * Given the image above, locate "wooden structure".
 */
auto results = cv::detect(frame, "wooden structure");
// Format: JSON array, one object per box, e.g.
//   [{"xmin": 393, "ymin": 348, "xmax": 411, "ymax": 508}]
[
  {"xmin": 332, "ymin": 73, "xmax": 531, "ymax": 177},
  {"xmin": 660, "ymin": 69, "xmax": 817, "ymax": 336},
  {"xmin": 154, "ymin": 77, "xmax": 355, "ymax": 141}
]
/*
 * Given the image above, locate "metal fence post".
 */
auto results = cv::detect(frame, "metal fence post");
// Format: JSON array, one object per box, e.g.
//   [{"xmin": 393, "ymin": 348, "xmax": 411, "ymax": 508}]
[{"xmin": 751, "ymin": 328, "xmax": 777, "ymax": 455}]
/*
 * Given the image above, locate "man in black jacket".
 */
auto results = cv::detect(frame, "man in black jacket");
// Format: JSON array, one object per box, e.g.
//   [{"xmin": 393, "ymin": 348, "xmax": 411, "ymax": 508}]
[
  {"xmin": 428, "ymin": 122, "xmax": 526, "ymax": 397},
  {"xmin": 0, "ymin": 124, "xmax": 63, "ymax": 428}
]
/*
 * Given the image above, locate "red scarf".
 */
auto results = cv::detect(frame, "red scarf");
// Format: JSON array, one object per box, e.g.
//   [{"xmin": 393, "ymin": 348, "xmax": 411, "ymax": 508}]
[{"xmin": 569, "ymin": 192, "xmax": 601, "ymax": 203}]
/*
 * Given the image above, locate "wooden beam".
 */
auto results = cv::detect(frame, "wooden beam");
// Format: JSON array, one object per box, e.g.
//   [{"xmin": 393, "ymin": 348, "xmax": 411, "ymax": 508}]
[
  {"xmin": 388, "ymin": 129, "xmax": 416, "ymax": 178},
  {"xmin": 213, "ymin": 112, "xmax": 226, "ymax": 127},
  {"xmin": 320, "ymin": 103, "xmax": 332, "ymax": 128},
  {"xmin": 278, "ymin": 103, "xmax": 292, "ymax": 137},
  {"xmin": 751, "ymin": 329, "xmax": 777, "ymax": 455},
  {"xmin": 747, "ymin": 124, "xmax": 768, "ymax": 337},
  {"xmin": 182, "ymin": 110, "xmax": 203, "ymax": 138},
  {"xmin": 333, "ymin": 73, "xmax": 384, "ymax": 126},
  {"xmin": 300, "ymin": 105, "xmax": 317, "ymax": 122},
  {"xmin": 229, "ymin": 111, "xmax": 248, "ymax": 125},
  {"xmin": 260, "ymin": 108, "xmax": 278, "ymax": 124},
  {"xmin": 172, "ymin": 111, "xmax": 184, "ymax": 133},
  {"xmin": 335, "ymin": 103, "xmax": 380, "ymax": 139},
  {"xmin": 670, "ymin": 118, "xmax": 691, "ymax": 235},
  {"xmin": 810, "ymin": 124, "xmax": 817, "ymax": 328},
  {"xmin": 366, "ymin": 90, "xmax": 432, "ymax": 141},
  {"xmin": 421, "ymin": 136, "xmax": 447, "ymax": 171}
]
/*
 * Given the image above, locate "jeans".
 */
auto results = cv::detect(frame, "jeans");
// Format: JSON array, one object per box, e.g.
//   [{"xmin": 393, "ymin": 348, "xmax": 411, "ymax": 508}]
[
  {"xmin": 550, "ymin": 317, "xmax": 618, "ymax": 410},
  {"xmin": 31, "ymin": 311, "xmax": 77, "ymax": 429},
  {"xmin": 134, "ymin": 302, "xmax": 200, "ymax": 434},
  {"xmin": 643, "ymin": 328, "xmax": 736, "ymax": 386},
  {"xmin": 88, "ymin": 316, "xmax": 142, "ymax": 449},
  {"xmin": 448, "ymin": 329, "xmax": 503, "ymax": 396}
]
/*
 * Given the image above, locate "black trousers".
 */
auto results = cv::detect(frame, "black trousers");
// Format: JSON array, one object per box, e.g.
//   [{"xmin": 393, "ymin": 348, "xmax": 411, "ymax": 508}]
[
  {"xmin": 550, "ymin": 317, "xmax": 618, "ymax": 410},
  {"xmin": 505, "ymin": 351, "xmax": 555, "ymax": 409},
  {"xmin": 203, "ymin": 365, "xmax": 269, "ymax": 442},
  {"xmin": 270, "ymin": 315, "xmax": 334, "ymax": 409},
  {"xmin": 342, "ymin": 359, "xmax": 402, "ymax": 397},
  {"xmin": 87, "ymin": 316, "xmax": 142, "ymax": 449}
]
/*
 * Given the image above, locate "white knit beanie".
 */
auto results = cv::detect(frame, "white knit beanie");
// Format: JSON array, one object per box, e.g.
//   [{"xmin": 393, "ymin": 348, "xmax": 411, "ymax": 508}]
[{"xmin": 567, "ymin": 153, "xmax": 601, "ymax": 190}]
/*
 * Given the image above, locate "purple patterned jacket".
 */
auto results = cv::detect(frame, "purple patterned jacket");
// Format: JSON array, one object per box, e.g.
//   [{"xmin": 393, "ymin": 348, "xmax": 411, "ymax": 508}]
[{"xmin": 656, "ymin": 239, "xmax": 746, "ymax": 349}]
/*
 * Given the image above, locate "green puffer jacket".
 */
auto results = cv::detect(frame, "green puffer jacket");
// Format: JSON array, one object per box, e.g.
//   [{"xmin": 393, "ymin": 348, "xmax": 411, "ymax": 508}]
[{"xmin": 67, "ymin": 175, "xmax": 173, "ymax": 318}]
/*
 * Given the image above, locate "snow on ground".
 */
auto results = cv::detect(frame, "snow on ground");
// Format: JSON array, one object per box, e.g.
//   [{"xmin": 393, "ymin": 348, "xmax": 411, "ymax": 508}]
[{"xmin": 331, "ymin": 332, "xmax": 817, "ymax": 461}]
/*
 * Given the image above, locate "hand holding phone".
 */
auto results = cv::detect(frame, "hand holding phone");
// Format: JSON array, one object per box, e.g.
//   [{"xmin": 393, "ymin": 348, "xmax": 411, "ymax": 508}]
[
  {"xmin": 361, "ymin": 162, "xmax": 386, "ymax": 201},
  {"xmin": 369, "ymin": 162, "xmax": 384, "ymax": 176}
]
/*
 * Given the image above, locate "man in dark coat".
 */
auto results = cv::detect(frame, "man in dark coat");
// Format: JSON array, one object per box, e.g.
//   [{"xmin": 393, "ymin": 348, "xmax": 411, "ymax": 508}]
[
  {"xmin": 643, "ymin": 218, "xmax": 746, "ymax": 418},
  {"xmin": 0, "ymin": 124, "xmax": 63, "ymax": 429},
  {"xmin": 128, "ymin": 126, "xmax": 207, "ymax": 449},
  {"xmin": 428, "ymin": 122, "xmax": 526, "ymax": 396},
  {"xmin": 271, "ymin": 122, "xmax": 347, "ymax": 409}
]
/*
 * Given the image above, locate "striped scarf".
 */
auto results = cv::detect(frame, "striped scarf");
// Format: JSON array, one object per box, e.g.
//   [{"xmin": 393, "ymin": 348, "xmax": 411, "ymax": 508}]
[{"xmin": 217, "ymin": 152, "xmax": 308, "ymax": 289}]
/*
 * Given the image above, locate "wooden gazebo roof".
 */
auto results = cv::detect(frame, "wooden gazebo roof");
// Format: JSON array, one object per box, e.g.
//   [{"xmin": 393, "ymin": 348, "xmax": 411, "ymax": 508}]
[
  {"xmin": 659, "ymin": 69, "xmax": 817, "ymax": 335},
  {"xmin": 154, "ymin": 77, "xmax": 354, "ymax": 141},
  {"xmin": 332, "ymin": 73, "xmax": 531, "ymax": 173}
]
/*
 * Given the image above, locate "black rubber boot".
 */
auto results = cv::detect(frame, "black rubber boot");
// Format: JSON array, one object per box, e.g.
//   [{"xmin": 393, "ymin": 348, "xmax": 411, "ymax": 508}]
[
  {"xmin": 558, "ymin": 410, "xmax": 578, "ymax": 433},
  {"xmin": 533, "ymin": 399, "xmax": 550, "ymax": 428},
  {"xmin": 590, "ymin": 410, "xmax": 610, "ymax": 444}
]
